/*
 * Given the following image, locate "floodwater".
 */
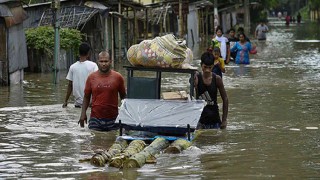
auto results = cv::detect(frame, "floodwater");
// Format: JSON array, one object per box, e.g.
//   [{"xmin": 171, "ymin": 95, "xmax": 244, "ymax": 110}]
[{"xmin": 1, "ymin": 19, "xmax": 320, "ymax": 179}]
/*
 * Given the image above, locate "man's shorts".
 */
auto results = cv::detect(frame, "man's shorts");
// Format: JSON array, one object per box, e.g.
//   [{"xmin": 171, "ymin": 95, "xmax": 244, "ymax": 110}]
[{"xmin": 88, "ymin": 118, "xmax": 119, "ymax": 131}]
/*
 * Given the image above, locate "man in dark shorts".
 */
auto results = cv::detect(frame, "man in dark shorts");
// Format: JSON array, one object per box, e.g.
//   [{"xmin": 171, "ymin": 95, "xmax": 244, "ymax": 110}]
[
  {"xmin": 79, "ymin": 51, "xmax": 126, "ymax": 131},
  {"xmin": 194, "ymin": 52, "xmax": 229, "ymax": 129}
]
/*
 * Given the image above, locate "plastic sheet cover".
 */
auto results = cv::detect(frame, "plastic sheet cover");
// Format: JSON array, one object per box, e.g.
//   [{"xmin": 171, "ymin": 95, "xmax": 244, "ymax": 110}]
[{"xmin": 116, "ymin": 99, "xmax": 205, "ymax": 129}]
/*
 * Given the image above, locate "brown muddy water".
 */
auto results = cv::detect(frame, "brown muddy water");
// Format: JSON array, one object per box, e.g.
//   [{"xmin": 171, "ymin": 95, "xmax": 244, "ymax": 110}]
[{"xmin": 0, "ymin": 19, "xmax": 319, "ymax": 179}]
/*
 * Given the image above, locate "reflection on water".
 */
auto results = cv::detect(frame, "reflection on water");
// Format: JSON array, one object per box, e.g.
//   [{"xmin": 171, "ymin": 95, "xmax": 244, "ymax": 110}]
[
  {"xmin": 0, "ymin": 73, "xmax": 66, "ymax": 108},
  {"xmin": 0, "ymin": 21, "xmax": 320, "ymax": 179}
]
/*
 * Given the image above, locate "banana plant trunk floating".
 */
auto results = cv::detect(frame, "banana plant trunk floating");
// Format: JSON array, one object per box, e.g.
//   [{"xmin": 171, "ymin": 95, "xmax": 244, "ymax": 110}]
[
  {"xmin": 109, "ymin": 140, "xmax": 146, "ymax": 168},
  {"xmin": 164, "ymin": 138, "xmax": 191, "ymax": 154},
  {"xmin": 123, "ymin": 137, "xmax": 170, "ymax": 168},
  {"xmin": 88, "ymin": 137, "xmax": 192, "ymax": 169},
  {"xmin": 90, "ymin": 138, "xmax": 128, "ymax": 167}
]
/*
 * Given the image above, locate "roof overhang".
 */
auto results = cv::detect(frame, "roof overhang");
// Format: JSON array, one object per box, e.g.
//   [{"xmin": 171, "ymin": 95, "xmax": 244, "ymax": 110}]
[
  {"xmin": 22, "ymin": 0, "xmax": 69, "ymax": 8},
  {"xmin": 0, "ymin": 0, "xmax": 20, "ymax": 3},
  {"xmin": 39, "ymin": 5, "xmax": 99, "ymax": 30},
  {"xmin": 0, "ymin": 4, "xmax": 28, "ymax": 28},
  {"xmin": 0, "ymin": 4, "xmax": 12, "ymax": 16},
  {"xmin": 106, "ymin": 0, "xmax": 145, "ymax": 10},
  {"xmin": 189, "ymin": 0, "xmax": 213, "ymax": 8}
]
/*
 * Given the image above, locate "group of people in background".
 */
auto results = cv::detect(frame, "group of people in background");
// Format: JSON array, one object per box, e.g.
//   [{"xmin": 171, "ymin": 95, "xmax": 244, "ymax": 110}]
[
  {"xmin": 285, "ymin": 12, "xmax": 302, "ymax": 26},
  {"xmin": 208, "ymin": 21, "xmax": 268, "ymax": 71},
  {"xmin": 277, "ymin": 11, "xmax": 302, "ymax": 26}
]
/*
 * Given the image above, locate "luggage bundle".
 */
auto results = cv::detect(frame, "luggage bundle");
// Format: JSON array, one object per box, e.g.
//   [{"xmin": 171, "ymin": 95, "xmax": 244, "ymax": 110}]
[{"xmin": 127, "ymin": 34, "xmax": 193, "ymax": 68}]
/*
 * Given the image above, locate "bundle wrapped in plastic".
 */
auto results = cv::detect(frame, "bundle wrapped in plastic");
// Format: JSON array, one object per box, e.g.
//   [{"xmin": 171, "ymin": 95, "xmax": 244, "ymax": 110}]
[{"xmin": 127, "ymin": 34, "xmax": 194, "ymax": 69}]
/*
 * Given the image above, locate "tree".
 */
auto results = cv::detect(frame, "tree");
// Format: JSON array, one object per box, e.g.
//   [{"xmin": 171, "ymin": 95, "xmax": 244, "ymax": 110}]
[
  {"xmin": 25, "ymin": 26, "xmax": 82, "ymax": 57},
  {"xmin": 309, "ymin": 0, "xmax": 320, "ymax": 10}
]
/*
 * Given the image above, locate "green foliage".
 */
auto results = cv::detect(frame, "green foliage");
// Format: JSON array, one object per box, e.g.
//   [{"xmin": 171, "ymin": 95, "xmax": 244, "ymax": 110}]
[
  {"xmin": 309, "ymin": 0, "xmax": 320, "ymax": 10},
  {"xmin": 258, "ymin": 0, "xmax": 280, "ymax": 9},
  {"xmin": 298, "ymin": 5, "xmax": 309, "ymax": 20},
  {"xmin": 25, "ymin": 26, "xmax": 82, "ymax": 56}
]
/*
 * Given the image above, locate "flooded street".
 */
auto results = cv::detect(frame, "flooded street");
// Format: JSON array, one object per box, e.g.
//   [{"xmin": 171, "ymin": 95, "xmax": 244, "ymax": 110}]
[{"xmin": 0, "ymin": 19, "xmax": 320, "ymax": 179}]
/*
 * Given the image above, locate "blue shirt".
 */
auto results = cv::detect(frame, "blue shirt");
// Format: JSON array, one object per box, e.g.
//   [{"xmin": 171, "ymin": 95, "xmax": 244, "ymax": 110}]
[{"xmin": 230, "ymin": 41, "xmax": 252, "ymax": 64}]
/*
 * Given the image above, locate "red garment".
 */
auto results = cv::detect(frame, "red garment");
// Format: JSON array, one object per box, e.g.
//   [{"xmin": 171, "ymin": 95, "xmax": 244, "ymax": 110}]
[
  {"xmin": 286, "ymin": 16, "xmax": 290, "ymax": 24},
  {"xmin": 84, "ymin": 70, "xmax": 126, "ymax": 119}
]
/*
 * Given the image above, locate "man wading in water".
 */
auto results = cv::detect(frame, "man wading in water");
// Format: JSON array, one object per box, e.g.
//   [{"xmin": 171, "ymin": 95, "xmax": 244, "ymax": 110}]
[
  {"xmin": 194, "ymin": 52, "xmax": 229, "ymax": 129},
  {"xmin": 79, "ymin": 51, "xmax": 126, "ymax": 131}
]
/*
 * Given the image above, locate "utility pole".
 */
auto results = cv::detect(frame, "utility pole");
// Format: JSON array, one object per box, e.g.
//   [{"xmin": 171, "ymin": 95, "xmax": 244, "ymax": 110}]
[
  {"xmin": 118, "ymin": 0, "xmax": 122, "ymax": 63},
  {"xmin": 214, "ymin": 0, "xmax": 218, "ymax": 17},
  {"xmin": 213, "ymin": 0, "xmax": 218, "ymax": 34},
  {"xmin": 244, "ymin": 0, "xmax": 250, "ymax": 36},
  {"xmin": 205, "ymin": 6, "xmax": 208, "ymax": 44},
  {"xmin": 178, "ymin": 0, "xmax": 183, "ymax": 38},
  {"xmin": 52, "ymin": 0, "xmax": 60, "ymax": 84},
  {"xmin": 104, "ymin": 11, "xmax": 109, "ymax": 52}
]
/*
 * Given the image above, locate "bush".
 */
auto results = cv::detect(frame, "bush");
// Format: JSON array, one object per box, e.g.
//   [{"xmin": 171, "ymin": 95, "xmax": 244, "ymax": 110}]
[{"xmin": 25, "ymin": 26, "xmax": 82, "ymax": 56}]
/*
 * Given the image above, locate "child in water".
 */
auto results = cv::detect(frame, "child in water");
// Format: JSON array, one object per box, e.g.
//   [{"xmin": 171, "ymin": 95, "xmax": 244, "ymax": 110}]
[{"xmin": 212, "ymin": 47, "xmax": 225, "ymax": 78}]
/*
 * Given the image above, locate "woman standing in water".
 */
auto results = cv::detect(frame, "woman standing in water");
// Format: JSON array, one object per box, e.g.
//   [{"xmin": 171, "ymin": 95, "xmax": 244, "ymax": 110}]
[{"xmin": 230, "ymin": 32, "xmax": 252, "ymax": 64}]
